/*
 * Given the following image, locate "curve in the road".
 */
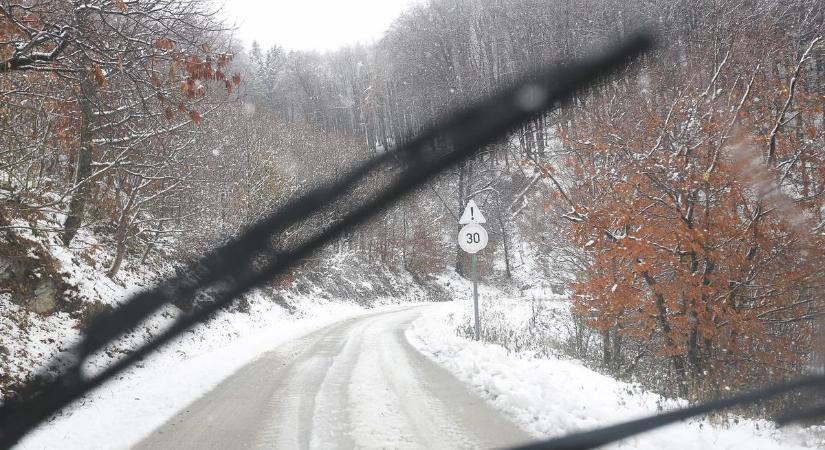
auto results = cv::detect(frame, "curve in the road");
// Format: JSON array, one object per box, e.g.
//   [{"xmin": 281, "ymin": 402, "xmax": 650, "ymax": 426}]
[{"xmin": 135, "ymin": 305, "xmax": 532, "ymax": 449}]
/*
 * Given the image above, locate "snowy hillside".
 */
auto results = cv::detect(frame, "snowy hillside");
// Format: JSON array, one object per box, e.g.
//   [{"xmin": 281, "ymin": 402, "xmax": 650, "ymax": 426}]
[{"xmin": 0, "ymin": 212, "xmax": 441, "ymax": 405}]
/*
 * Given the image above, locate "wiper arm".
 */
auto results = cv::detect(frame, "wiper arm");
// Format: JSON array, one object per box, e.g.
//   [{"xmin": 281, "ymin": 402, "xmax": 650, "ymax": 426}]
[{"xmin": 0, "ymin": 33, "xmax": 652, "ymax": 449}]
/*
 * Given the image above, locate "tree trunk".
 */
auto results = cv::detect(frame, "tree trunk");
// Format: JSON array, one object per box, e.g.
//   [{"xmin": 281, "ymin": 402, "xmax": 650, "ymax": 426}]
[
  {"xmin": 455, "ymin": 161, "xmax": 469, "ymax": 277},
  {"xmin": 602, "ymin": 329, "xmax": 612, "ymax": 368},
  {"xmin": 62, "ymin": 79, "xmax": 96, "ymax": 246},
  {"xmin": 498, "ymin": 208, "xmax": 512, "ymax": 279},
  {"xmin": 108, "ymin": 188, "xmax": 138, "ymax": 278},
  {"xmin": 642, "ymin": 270, "xmax": 689, "ymax": 397},
  {"xmin": 108, "ymin": 233, "xmax": 127, "ymax": 278},
  {"xmin": 612, "ymin": 327, "xmax": 623, "ymax": 371}
]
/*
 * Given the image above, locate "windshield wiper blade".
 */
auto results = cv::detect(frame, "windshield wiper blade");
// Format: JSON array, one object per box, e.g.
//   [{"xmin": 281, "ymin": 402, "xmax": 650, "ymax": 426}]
[{"xmin": 0, "ymin": 33, "xmax": 652, "ymax": 449}]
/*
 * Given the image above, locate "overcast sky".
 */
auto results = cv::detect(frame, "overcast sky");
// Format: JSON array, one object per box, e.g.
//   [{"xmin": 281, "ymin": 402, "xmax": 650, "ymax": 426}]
[{"xmin": 220, "ymin": 0, "xmax": 421, "ymax": 52}]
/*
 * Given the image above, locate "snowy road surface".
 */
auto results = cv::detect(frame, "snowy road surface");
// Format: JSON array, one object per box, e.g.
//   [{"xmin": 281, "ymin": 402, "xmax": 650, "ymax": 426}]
[{"xmin": 135, "ymin": 305, "xmax": 533, "ymax": 449}]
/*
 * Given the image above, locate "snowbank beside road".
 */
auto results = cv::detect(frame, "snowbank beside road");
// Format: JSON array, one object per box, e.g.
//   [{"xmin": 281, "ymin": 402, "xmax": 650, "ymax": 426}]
[
  {"xmin": 407, "ymin": 301, "xmax": 820, "ymax": 450},
  {"xmin": 15, "ymin": 299, "xmax": 412, "ymax": 450}
]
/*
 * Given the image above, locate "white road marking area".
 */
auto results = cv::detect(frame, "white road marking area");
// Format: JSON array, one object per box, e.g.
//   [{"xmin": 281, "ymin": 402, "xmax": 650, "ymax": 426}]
[{"xmin": 135, "ymin": 305, "xmax": 532, "ymax": 449}]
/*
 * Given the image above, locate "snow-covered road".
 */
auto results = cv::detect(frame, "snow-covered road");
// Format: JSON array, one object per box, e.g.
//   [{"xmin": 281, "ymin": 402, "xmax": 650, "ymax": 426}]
[{"xmin": 135, "ymin": 305, "xmax": 532, "ymax": 449}]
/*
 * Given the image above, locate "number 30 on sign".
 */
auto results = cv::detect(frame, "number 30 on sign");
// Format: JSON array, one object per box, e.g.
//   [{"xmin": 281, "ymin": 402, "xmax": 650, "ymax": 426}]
[{"xmin": 458, "ymin": 223, "xmax": 488, "ymax": 254}]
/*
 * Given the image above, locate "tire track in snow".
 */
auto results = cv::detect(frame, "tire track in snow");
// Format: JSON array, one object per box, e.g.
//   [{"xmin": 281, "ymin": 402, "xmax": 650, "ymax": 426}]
[{"xmin": 135, "ymin": 305, "xmax": 531, "ymax": 449}]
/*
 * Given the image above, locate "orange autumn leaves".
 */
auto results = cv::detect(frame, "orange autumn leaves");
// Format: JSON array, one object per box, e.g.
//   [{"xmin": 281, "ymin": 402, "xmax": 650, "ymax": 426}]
[
  {"xmin": 80, "ymin": 34, "xmax": 240, "ymax": 125},
  {"xmin": 156, "ymin": 38, "xmax": 240, "ymax": 123},
  {"xmin": 144, "ymin": 37, "xmax": 241, "ymax": 124},
  {"xmin": 564, "ymin": 66, "xmax": 825, "ymax": 392}
]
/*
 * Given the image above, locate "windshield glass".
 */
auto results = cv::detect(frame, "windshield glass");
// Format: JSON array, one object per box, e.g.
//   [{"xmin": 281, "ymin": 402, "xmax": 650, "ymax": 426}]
[{"xmin": 1, "ymin": 1, "xmax": 824, "ymax": 449}]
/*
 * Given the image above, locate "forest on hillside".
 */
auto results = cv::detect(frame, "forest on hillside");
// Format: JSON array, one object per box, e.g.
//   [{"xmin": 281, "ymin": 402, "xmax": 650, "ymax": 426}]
[{"xmin": 2, "ymin": 0, "xmax": 825, "ymax": 415}]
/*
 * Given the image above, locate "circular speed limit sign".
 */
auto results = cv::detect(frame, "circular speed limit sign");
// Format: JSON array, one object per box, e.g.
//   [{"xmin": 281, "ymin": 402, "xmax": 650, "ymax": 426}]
[{"xmin": 458, "ymin": 223, "xmax": 488, "ymax": 254}]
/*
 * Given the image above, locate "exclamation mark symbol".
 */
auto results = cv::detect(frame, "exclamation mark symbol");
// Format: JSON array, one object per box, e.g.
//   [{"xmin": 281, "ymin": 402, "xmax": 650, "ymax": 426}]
[{"xmin": 471, "ymin": 207, "xmax": 474, "ymax": 221}]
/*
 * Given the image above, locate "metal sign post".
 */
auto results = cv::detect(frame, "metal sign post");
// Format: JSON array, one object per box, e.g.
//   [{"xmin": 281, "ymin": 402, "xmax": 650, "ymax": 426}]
[
  {"xmin": 472, "ymin": 253, "xmax": 479, "ymax": 340},
  {"xmin": 458, "ymin": 200, "xmax": 488, "ymax": 341}
]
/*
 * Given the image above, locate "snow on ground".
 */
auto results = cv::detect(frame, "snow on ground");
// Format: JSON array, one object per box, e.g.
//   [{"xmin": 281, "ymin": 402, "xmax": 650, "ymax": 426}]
[
  {"xmin": 407, "ymin": 280, "xmax": 822, "ymax": 450},
  {"xmin": 3, "ymin": 205, "xmax": 440, "ymax": 449},
  {"xmin": 1, "ymin": 219, "xmax": 165, "ymax": 388},
  {"xmin": 15, "ymin": 296, "xmax": 414, "ymax": 450}
]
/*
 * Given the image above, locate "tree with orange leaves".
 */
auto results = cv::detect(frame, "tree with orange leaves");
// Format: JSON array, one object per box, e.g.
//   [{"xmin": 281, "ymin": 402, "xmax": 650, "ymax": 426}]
[
  {"xmin": 1, "ymin": 0, "xmax": 240, "ymax": 275},
  {"xmin": 561, "ymin": 17, "xmax": 825, "ymax": 401}
]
